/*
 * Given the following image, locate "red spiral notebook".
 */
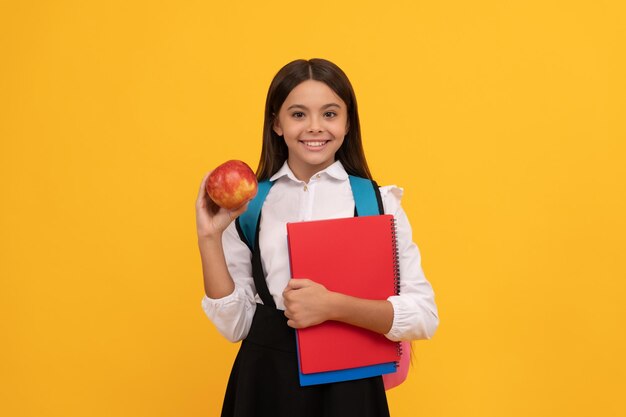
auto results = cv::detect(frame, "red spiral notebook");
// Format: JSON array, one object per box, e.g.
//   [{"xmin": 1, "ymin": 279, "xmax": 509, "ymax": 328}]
[{"xmin": 286, "ymin": 214, "xmax": 401, "ymax": 375}]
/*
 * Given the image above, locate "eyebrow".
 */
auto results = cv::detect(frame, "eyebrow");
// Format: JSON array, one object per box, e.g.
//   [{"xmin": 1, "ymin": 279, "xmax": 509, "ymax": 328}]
[{"xmin": 286, "ymin": 103, "xmax": 342, "ymax": 111}]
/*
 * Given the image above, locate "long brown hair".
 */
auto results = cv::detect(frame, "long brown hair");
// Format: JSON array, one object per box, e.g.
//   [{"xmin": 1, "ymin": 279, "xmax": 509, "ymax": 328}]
[{"xmin": 256, "ymin": 58, "xmax": 373, "ymax": 181}]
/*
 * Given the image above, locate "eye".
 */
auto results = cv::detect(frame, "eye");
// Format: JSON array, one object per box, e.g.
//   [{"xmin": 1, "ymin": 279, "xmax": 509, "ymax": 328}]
[
  {"xmin": 292, "ymin": 112, "xmax": 305, "ymax": 119},
  {"xmin": 324, "ymin": 111, "xmax": 337, "ymax": 118}
]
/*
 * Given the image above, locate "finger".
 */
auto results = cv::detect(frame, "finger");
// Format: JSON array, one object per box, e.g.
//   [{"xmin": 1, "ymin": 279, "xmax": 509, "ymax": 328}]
[
  {"xmin": 196, "ymin": 171, "xmax": 212, "ymax": 205},
  {"xmin": 229, "ymin": 202, "xmax": 250, "ymax": 220},
  {"xmin": 283, "ymin": 282, "xmax": 296, "ymax": 294},
  {"xmin": 287, "ymin": 278, "xmax": 312, "ymax": 290}
]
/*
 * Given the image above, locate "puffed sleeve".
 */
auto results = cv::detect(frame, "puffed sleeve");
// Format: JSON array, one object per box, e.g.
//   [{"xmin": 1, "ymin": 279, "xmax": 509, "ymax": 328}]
[
  {"xmin": 200, "ymin": 221, "xmax": 258, "ymax": 342},
  {"xmin": 380, "ymin": 186, "xmax": 439, "ymax": 342}
]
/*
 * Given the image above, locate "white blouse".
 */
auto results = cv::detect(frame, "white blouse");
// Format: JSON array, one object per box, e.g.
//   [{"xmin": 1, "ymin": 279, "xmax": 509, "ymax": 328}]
[{"xmin": 202, "ymin": 161, "xmax": 439, "ymax": 343}]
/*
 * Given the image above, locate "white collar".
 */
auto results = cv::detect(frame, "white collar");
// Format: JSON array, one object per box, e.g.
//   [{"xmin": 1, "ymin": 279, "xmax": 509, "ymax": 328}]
[{"xmin": 269, "ymin": 160, "xmax": 349, "ymax": 183}]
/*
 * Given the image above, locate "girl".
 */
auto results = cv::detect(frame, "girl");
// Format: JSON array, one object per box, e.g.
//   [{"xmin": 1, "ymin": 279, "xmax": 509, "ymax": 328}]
[{"xmin": 196, "ymin": 58, "xmax": 438, "ymax": 417}]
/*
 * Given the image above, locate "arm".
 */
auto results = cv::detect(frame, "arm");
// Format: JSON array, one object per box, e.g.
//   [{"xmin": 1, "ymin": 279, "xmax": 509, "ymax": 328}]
[
  {"xmin": 282, "ymin": 279, "xmax": 394, "ymax": 334},
  {"xmin": 283, "ymin": 186, "xmax": 439, "ymax": 341},
  {"xmin": 381, "ymin": 186, "xmax": 439, "ymax": 341},
  {"xmin": 196, "ymin": 171, "xmax": 248, "ymax": 299},
  {"xmin": 196, "ymin": 172, "xmax": 257, "ymax": 342},
  {"xmin": 198, "ymin": 236, "xmax": 235, "ymax": 299}
]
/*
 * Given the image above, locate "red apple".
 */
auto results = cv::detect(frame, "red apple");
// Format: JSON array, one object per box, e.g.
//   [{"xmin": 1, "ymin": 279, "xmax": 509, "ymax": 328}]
[{"xmin": 206, "ymin": 160, "xmax": 258, "ymax": 210}]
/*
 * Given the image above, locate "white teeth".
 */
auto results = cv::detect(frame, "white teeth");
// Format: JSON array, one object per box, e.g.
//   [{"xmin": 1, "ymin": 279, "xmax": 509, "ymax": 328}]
[{"xmin": 303, "ymin": 141, "xmax": 327, "ymax": 147}]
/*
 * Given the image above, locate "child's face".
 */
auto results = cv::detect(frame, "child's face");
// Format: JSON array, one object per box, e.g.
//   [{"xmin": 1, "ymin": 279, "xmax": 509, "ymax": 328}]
[{"xmin": 273, "ymin": 80, "xmax": 349, "ymax": 182}]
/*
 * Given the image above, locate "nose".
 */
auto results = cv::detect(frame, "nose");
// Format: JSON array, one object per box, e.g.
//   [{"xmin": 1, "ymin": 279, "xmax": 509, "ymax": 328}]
[{"xmin": 307, "ymin": 116, "xmax": 323, "ymax": 133}]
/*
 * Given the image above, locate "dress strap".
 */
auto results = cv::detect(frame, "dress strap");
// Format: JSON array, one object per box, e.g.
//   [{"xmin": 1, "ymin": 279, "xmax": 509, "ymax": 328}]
[{"xmin": 251, "ymin": 211, "xmax": 276, "ymax": 308}]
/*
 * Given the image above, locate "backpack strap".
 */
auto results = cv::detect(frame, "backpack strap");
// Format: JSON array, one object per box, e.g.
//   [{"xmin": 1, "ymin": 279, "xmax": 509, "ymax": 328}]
[
  {"xmin": 348, "ymin": 175, "xmax": 384, "ymax": 216},
  {"xmin": 237, "ymin": 176, "xmax": 384, "ymax": 248},
  {"xmin": 235, "ymin": 180, "xmax": 274, "ymax": 251}
]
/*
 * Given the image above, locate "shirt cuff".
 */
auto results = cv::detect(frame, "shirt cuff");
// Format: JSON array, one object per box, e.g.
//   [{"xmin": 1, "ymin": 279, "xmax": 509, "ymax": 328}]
[
  {"xmin": 384, "ymin": 295, "xmax": 436, "ymax": 342},
  {"xmin": 201, "ymin": 289, "xmax": 256, "ymax": 342}
]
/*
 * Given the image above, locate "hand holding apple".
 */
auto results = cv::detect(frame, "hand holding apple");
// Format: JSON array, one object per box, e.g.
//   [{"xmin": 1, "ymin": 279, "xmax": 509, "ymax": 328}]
[
  {"xmin": 205, "ymin": 160, "xmax": 258, "ymax": 210},
  {"xmin": 196, "ymin": 160, "xmax": 257, "ymax": 240}
]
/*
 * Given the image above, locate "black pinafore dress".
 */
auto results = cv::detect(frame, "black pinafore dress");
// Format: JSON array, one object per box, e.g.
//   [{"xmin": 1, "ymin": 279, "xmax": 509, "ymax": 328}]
[{"xmin": 220, "ymin": 215, "xmax": 391, "ymax": 417}]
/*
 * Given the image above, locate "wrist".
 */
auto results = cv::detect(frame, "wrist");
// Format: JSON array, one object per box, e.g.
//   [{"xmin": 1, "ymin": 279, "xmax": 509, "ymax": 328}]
[
  {"xmin": 197, "ymin": 232, "xmax": 223, "ymax": 246},
  {"xmin": 326, "ymin": 291, "xmax": 346, "ymax": 322}
]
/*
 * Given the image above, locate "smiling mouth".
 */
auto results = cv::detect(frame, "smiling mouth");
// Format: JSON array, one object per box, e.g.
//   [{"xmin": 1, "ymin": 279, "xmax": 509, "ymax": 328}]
[{"xmin": 299, "ymin": 140, "xmax": 330, "ymax": 148}]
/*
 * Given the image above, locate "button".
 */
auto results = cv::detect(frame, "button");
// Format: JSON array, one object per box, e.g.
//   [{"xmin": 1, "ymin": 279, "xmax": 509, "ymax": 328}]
[
  {"xmin": 316, "ymin": 174, "xmax": 321, "ymax": 179},
  {"xmin": 303, "ymin": 185, "xmax": 308, "ymax": 191}
]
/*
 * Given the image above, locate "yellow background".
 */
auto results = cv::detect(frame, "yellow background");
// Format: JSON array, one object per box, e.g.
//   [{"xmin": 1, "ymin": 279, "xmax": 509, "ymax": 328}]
[{"xmin": 1, "ymin": 1, "xmax": 625, "ymax": 416}]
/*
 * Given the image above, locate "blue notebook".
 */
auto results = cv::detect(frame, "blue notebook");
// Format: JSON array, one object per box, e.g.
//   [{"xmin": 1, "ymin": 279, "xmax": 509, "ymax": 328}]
[{"xmin": 296, "ymin": 333, "xmax": 398, "ymax": 386}]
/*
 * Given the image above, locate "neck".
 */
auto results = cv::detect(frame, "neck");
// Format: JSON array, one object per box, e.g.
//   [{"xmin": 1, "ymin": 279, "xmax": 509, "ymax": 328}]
[{"xmin": 287, "ymin": 159, "xmax": 336, "ymax": 183}]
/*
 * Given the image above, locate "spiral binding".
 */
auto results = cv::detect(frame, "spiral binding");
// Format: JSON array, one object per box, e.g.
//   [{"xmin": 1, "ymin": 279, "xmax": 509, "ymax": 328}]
[
  {"xmin": 390, "ymin": 217, "xmax": 400, "ymax": 295},
  {"xmin": 391, "ymin": 217, "xmax": 403, "ymax": 364}
]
